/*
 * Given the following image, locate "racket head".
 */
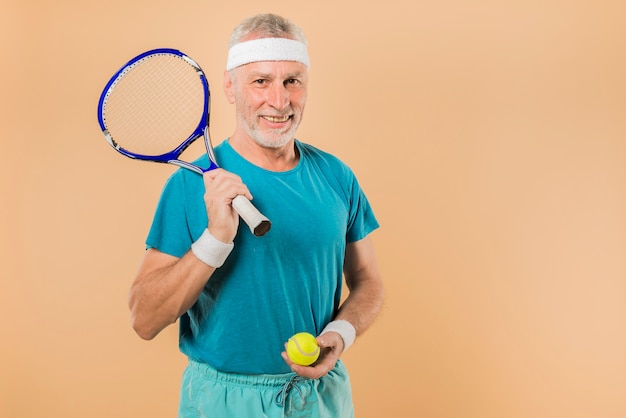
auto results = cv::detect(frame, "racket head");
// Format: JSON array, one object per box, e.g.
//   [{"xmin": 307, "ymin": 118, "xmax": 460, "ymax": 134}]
[{"xmin": 97, "ymin": 48, "xmax": 218, "ymax": 172}]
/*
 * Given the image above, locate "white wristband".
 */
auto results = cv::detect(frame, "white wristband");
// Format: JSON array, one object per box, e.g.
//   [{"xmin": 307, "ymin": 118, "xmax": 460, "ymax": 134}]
[
  {"xmin": 321, "ymin": 320, "xmax": 356, "ymax": 352},
  {"xmin": 191, "ymin": 229, "xmax": 234, "ymax": 268}
]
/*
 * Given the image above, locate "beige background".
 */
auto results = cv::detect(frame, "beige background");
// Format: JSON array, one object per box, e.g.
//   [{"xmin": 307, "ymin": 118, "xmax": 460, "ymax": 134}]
[{"xmin": 2, "ymin": 1, "xmax": 626, "ymax": 417}]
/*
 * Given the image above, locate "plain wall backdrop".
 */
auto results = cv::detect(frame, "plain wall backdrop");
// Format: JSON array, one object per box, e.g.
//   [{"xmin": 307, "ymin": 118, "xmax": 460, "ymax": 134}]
[{"xmin": 2, "ymin": 1, "xmax": 626, "ymax": 417}]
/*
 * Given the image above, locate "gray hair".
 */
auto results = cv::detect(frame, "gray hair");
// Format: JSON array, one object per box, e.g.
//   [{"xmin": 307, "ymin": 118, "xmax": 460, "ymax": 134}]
[{"xmin": 228, "ymin": 13, "xmax": 307, "ymax": 48}]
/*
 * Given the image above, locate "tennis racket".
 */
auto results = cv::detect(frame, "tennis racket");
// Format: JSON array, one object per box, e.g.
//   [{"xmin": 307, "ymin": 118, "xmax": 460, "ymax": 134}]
[{"xmin": 97, "ymin": 48, "xmax": 271, "ymax": 236}]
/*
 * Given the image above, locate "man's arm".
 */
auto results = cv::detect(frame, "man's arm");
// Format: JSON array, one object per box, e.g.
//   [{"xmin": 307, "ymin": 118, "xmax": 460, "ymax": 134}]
[
  {"xmin": 283, "ymin": 235, "xmax": 384, "ymax": 378},
  {"xmin": 128, "ymin": 168, "xmax": 251, "ymax": 340},
  {"xmin": 334, "ymin": 235, "xmax": 385, "ymax": 335},
  {"xmin": 128, "ymin": 248, "xmax": 217, "ymax": 340}
]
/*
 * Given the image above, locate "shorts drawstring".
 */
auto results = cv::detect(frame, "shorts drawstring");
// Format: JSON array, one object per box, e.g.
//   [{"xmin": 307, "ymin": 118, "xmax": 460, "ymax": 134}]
[{"xmin": 274, "ymin": 374, "xmax": 306, "ymax": 407}]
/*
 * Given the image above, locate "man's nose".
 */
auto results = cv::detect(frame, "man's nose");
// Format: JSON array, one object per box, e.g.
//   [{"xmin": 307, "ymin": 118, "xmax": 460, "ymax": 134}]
[{"xmin": 266, "ymin": 83, "xmax": 289, "ymax": 109}]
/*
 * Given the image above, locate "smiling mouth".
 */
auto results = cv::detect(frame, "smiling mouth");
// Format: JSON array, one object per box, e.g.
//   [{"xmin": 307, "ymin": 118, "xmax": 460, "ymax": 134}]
[{"xmin": 262, "ymin": 115, "xmax": 291, "ymax": 123}]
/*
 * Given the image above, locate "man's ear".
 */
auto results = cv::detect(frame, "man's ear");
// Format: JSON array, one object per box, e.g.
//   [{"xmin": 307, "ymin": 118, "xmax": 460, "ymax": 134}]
[{"xmin": 223, "ymin": 70, "xmax": 236, "ymax": 104}]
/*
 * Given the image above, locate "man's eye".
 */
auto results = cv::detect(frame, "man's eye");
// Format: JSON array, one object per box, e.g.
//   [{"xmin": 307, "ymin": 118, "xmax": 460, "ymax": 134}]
[{"xmin": 285, "ymin": 79, "xmax": 299, "ymax": 86}]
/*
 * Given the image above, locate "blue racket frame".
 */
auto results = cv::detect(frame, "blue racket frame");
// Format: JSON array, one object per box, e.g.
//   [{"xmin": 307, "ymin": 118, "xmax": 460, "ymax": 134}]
[{"xmin": 97, "ymin": 48, "xmax": 218, "ymax": 174}]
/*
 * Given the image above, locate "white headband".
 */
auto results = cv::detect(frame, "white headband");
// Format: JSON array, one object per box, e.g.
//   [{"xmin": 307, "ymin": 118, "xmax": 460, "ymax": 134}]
[{"xmin": 226, "ymin": 38, "xmax": 310, "ymax": 71}]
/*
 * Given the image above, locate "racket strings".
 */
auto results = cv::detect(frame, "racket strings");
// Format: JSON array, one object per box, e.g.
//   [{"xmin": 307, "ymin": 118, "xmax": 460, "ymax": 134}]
[{"xmin": 103, "ymin": 53, "xmax": 205, "ymax": 156}]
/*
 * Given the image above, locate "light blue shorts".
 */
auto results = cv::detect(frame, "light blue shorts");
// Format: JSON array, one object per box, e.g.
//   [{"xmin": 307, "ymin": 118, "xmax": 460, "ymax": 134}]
[{"xmin": 178, "ymin": 359, "xmax": 354, "ymax": 418}]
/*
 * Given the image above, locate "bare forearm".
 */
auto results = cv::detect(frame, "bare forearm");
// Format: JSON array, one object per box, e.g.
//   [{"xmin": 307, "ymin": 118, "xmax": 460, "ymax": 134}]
[
  {"xmin": 335, "ymin": 277, "xmax": 384, "ymax": 336},
  {"xmin": 128, "ymin": 249, "xmax": 215, "ymax": 340},
  {"xmin": 336, "ymin": 237, "xmax": 384, "ymax": 336}
]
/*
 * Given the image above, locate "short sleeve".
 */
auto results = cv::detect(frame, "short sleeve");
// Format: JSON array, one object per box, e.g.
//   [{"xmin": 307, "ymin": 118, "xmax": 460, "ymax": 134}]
[
  {"xmin": 145, "ymin": 170, "xmax": 206, "ymax": 257},
  {"xmin": 345, "ymin": 171, "xmax": 379, "ymax": 243}
]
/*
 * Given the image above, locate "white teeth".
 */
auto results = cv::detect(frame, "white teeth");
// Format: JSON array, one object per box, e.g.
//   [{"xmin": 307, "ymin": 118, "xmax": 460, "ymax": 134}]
[{"xmin": 264, "ymin": 115, "xmax": 290, "ymax": 123}]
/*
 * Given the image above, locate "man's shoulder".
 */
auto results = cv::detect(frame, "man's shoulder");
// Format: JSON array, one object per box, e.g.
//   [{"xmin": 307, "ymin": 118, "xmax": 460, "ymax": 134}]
[{"xmin": 297, "ymin": 140, "xmax": 348, "ymax": 170}]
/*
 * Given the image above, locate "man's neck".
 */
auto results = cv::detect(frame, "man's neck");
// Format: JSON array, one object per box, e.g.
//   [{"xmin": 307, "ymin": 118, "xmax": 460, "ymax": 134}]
[{"xmin": 228, "ymin": 134, "xmax": 300, "ymax": 172}]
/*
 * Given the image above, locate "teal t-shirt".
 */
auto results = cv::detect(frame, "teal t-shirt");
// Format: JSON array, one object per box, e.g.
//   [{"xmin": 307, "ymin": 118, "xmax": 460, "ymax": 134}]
[{"xmin": 146, "ymin": 139, "xmax": 379, "ymax": 374}]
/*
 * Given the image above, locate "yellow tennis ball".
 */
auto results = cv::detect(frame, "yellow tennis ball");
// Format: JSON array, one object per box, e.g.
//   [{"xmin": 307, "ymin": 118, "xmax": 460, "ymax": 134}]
[{"xmin": 287, "ymin": 332, "xmax": 320, "ymax": 366}]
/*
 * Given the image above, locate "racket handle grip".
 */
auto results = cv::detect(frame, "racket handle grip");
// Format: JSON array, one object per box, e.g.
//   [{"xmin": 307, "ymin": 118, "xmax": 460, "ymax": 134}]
[{"xmin": 232, "ymin": 195, "xmax": 271, "ymax": 236}]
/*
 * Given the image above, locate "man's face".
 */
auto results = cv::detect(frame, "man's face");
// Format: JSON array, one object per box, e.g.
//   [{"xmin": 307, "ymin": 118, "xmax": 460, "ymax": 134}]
[{"xmin": 225, "ymin": 60, "xmax": 308, "ymax": 149}]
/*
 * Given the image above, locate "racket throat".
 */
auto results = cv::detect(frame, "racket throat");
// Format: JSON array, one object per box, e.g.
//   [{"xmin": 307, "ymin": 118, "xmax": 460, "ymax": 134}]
[
  {"xmin": 203, "ymin": 127, "xmax": 218, "ymax": 165},
  {"xmin": 168, "ymin": 160, "xmax": 204, "ymax": 174}
]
